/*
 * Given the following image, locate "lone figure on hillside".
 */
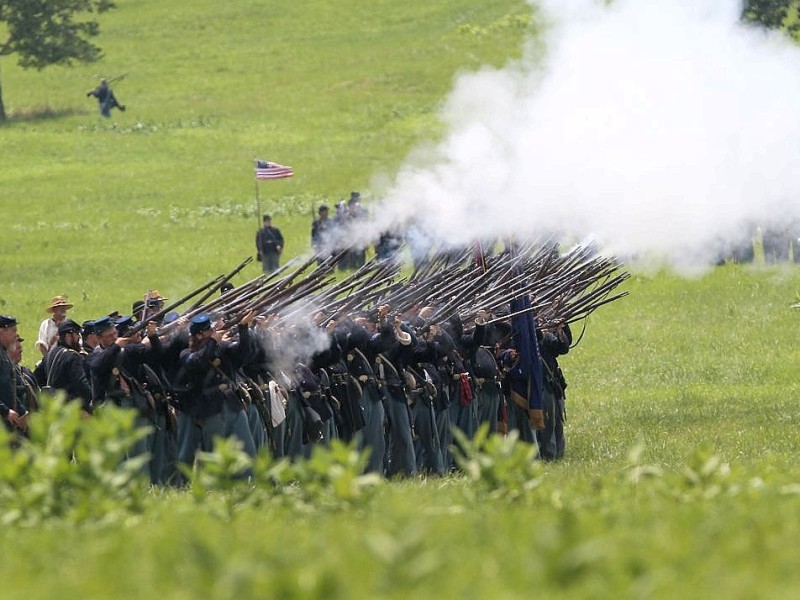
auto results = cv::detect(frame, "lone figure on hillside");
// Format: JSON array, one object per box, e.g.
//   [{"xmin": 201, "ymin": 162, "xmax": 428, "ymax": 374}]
[
  {"xmin": 87, "ymin": 78, "xmax": 126, "ymax": 118},
  {"xmin": 256, "ymin": 214, "xmax": 284, "ymax": 273}
]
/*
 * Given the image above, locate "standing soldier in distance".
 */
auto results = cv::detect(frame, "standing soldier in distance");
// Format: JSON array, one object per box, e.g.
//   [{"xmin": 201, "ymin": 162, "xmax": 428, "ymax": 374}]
[
  {"xmin": 256, "ymin": 214, "xmax": 284, "ymax": 274},
  {"xmin": 311, "ymin": 204, "xmax": 332, "ymax": 263},
  {"xmin": 346, "ymin": 192, "xmax": 368, "ymax": 269}
]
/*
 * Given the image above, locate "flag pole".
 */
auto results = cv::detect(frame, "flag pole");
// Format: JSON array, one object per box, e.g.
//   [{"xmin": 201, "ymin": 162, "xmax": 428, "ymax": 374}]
[{"xmin": 253, "ymin": 156, "xmax": 294, "ymax": 227}]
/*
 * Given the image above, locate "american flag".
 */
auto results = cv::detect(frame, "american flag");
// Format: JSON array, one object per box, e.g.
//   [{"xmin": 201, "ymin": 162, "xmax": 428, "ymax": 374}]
[{"xmin": 255, "ymin": 159, "xmax": 294, "ymax": 180}]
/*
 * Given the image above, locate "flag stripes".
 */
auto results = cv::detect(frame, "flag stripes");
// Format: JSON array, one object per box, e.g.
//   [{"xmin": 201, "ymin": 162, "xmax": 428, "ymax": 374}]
[{"xmin": 255, "ymin": 159, "xmax": 294, "ymax": 180}]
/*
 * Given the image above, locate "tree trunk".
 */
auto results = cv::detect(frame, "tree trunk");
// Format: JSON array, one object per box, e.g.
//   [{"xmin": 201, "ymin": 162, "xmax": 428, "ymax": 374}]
[{"xmin": 0, "ymin": 64, "xmax": 6, "ymax": 121}]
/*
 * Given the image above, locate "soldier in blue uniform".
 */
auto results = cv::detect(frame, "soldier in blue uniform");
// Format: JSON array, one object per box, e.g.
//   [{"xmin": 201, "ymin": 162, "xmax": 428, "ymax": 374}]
[
  {"xmin": 332, "ymin": 316, "xmax": 386, "ymax": 473},
  {"xmin": 0, "ymin": 315, "xmax": 29, "ymax": 435},
  {"xmin": 368, "ymin": 311, "xmax": 417, "ymax": 477},
  {"xmin": 311, "ymin": 204, "xmax": 333, "ymax": 263},
  {"xmin": 86, "ymin": 78, "xmax": 126, "ymax": 118},
  {"xmin": 256, "ymin": 215, "xmax": 285, "ymax": 274},
  {"xmin": 536, "ymin": 322, "xmax": 571, "ymax": 460},
  {"xmin": 88, "ymin": 315, "xmax": 164, "ymax": 478},
  {"xmin": 466, "ymin": 312, "xmax": 505, "ymax": 434},
  {"xmin": 442, "ymin": 314, "xmax": 479, "ymax": 465},
  {"xmin": 312, "ymin": 320, "xmax": 365, "ymax": 444},
  {"xmin": 408, "ymin": 322, "xmax": 447, "ymax": 476},
  {"xmin": 34, "ymin": 319, "xmax": 92, "ymax": 414},
  {"xmin": 175, "ymin": 312, "xmax": 258, "ymax": 471},
  {"xmin": 345, "ymin": 192, "xmax": 368, "ymax": 269},
  {"xmin": 346, "ymin": 343, "xmax": 386, "ymax": 474},
  {"xmin": 0, "ymin": 315, "xmax": 28, "ymax": 433}
]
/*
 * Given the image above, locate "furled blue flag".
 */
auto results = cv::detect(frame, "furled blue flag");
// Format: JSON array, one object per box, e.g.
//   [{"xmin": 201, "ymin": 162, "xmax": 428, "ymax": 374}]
[
  {"xmin": 474, "ymin": 240, "xmax": 487, "ymax": 273},
  {"xmin": 509, "ymin": 293, "xmax": 545, "ymax": 428}
]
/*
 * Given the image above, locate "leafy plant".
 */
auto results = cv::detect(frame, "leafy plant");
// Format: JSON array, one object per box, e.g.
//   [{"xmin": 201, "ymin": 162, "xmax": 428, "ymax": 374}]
[
  {"xmin": 281, "ymin": 439, "xmax": 383, "ymax": 511},
  {"xmin": 0, "ymin": 395, "xmax": 150, "ymax": 525},
  {"xmin": 451, "ymin": 423, "xmax": 544, "ymax": 503},
  {"xmin": 186, "ymin": 435, "xmax": 255, "ymax": 519},
  {"xmin": 184, "ymin": 436, "xmax": 382, "ymax": 516}
]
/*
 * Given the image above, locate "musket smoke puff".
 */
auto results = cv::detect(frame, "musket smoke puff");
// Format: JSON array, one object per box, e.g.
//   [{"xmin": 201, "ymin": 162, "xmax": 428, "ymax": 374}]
[{"xmin": 370, "ymin": 0, "xmax": 800, "ymax": 272}]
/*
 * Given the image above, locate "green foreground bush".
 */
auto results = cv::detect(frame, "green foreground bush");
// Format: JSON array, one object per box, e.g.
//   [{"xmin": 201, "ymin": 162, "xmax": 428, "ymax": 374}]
[{"xmin": 2, "ymin": 379, "xmax": 800, "ymax": 599}]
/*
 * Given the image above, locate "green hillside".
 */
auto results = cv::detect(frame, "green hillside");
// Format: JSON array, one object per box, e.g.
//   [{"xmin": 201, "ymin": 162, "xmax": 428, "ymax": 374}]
[{"xmin": 1, "ymin": 0, "xmax": 531, "ymax": 341}]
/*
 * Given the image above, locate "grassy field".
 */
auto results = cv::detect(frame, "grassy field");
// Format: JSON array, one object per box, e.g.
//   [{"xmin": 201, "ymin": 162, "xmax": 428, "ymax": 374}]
[
  {"xmin": 1, "ymin": 0, "xmax": 532, "ymax": 333},
  {"xmin": 3, "ymin": 1, "xmax": 800, "ymax": 598}
]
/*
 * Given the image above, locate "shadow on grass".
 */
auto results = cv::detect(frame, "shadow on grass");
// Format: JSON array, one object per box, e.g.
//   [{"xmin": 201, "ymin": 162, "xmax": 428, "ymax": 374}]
[{"xmin": 1, "ymin": 106, "xmax": 84, "ymax": 124}]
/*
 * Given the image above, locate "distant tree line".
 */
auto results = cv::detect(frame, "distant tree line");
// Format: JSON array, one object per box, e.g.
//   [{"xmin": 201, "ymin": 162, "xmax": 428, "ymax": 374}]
[{"xmin": 742, "ymin": 0, "xmax": 800, "ymax": 36}]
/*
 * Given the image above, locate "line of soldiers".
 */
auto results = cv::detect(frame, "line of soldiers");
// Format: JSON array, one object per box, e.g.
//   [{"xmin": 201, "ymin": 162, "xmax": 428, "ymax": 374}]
[
  {"xmin": 0, "ymin": 289, "xmax": 572, "ymax": 484},
  {"xmin": 311, "ymin": 192, "xmax": 402, "ymax": 269}
]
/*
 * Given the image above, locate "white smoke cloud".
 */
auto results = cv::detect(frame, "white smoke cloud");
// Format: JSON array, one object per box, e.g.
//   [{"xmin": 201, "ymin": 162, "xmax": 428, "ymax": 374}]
[
  {"xmin": 252, "ymin": 308, "xmax": 332, "ymax": 378},
  {"xmin": 370, "ymin": 0, "xmax": 800, "ymax": 271}
]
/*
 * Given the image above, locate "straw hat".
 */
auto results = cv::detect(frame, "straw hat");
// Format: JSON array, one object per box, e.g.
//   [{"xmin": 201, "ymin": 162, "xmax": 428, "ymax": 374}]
[
  {"xmin": 46, "ymin": 296, "xmax": 74, "ymax": 313},
  {"xmin": 146, "ymin": 290, "xmax": 167, "ymax": 305}
]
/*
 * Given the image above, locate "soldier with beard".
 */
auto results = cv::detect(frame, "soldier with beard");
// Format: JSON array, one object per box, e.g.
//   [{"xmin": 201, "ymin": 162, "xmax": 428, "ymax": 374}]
[
  {"xmin": 36, "ymin": 296, "xmax": 74, "ymax": 358},
  {"xmin": 35, "ymin": 319, "xmax": 92, "ymax": 414}
]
